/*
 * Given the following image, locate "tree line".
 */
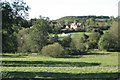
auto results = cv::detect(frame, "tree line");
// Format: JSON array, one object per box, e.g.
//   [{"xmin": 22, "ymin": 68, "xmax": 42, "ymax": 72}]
[{"xmin": 1, "ymin": 0, "xmax": 119, "ymax": 57}]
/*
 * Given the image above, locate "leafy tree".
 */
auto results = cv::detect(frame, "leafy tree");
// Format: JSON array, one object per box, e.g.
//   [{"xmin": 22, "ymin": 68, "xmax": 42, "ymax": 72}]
[
  {"xmin": 89, "ymin": 18, "xmax": 95, "ymax": 25},
  {"xmin": 82, "ymin": 32, "xmax": 89, "ymax": 41},
  {"xmin": 88, "ymin": 32, "xmax": 101, "ymax": 43},
  {"xmin": 53, "ymin": 24, "xmax": 61, "ymax": 34},
  {"xmin": 59, "ymin": 20, "xmax": 65, "ymax": 26},
  {"xmin": 87, "ymin": 40, "xmax": 97, "ymax": 49},
  {"xmin": 17, "ymin": 28, "xmax": 31, "ymax": 52},
  {"xmin": 109, "ymin": 21, "xmax": 120, "ymax": 50},
  {"xmin": 1, "ymin": 0, "xmax": 29, "ymax": 52},
  {"xmin": 70, "ymin": 36, "xmax": 86, "ymax": 53},
  {"xmin": 29, "ymin": 18, "xmax": 49, "ymax": 53},
  {"xmin": 19, "ymin": 20, "xmax": 29, "ymax": 28},
  {"xmin": 98, "ymin": 32, "xmax": 115, "ymax": 50},
  {"xmin": 92, "ymin": 28, "xmax": 103, "ymax": 35},
  {"xmin": 87, "ymin": 32, "xmax": 101, "ymax": 49},
  {"xmin": 49, "ymin": 34, "xmax": 59, "ymax": 44},
  {"xmin": 60, "ymin": 35, "xmax": 72, "ymax": 48}
]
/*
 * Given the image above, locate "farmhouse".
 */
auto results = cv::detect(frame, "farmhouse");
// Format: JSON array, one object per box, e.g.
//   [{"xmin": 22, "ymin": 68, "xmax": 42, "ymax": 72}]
[
  {"xmin": 70, "ymin": 22, "xmax": 82, "ymax": 29},
  {"xmin": 66, "ymin": 25, "xmax": 70, "ymax": 29}
]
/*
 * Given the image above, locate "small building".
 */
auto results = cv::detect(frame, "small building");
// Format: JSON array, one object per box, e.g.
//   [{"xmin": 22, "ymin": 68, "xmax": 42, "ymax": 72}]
[
  {"xmin": 66, "ymin": 25, "xmax": 70, "ymax": 29},
  {"xmin": 70, "ymin": 23, "xmax": 82, "ymax": 29}
]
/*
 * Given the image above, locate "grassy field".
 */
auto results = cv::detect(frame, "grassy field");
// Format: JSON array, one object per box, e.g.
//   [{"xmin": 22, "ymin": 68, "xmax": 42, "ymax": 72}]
[
  {"xmin": 50, "ymin": 32, "xmax": 91, "ymax": 37},
  {"xmin": 50, "ymin": 30, "xmax": 109, "ymax": 37},
  {"xmin": 95, "ymin": 19, "xmax": 111, "ymax": 22},
  {"xmin": 67, "ymin": 32, "xmax": 91, "ymax": 37},
  {"xmin": 1, "ymin": 50, "xmax": 119, "ymax": 79}
]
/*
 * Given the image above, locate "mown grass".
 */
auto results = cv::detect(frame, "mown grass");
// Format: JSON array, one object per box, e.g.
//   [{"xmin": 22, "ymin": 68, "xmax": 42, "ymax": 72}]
[
  {"xmin": 95, "ymin": 19, "xmax": 110, "ymax": 22},
  {"xmin": 50, "ymin": 32, "xmax": 91, "ymax": 37},
  {"xmin": 1, "ymin": 50, "xmax": 119, "ymax": 79}
]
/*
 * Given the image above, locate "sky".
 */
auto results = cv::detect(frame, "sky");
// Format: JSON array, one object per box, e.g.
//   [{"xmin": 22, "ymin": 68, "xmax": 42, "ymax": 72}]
[{"xmin": 23, "ymin": 0, "xmax": 120, "ymax": 20}]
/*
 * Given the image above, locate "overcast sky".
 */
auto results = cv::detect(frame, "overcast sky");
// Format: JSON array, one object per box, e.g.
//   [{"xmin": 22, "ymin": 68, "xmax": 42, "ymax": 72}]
[{"xmin": 23, "ymin": 0, "xmax": 119, "ymax": 20}]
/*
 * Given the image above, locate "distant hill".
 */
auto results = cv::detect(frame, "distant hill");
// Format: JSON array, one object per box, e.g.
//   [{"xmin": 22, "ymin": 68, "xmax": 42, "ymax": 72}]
[{"xmin": 55, "ymin": 16, "xmax": 110, "ymax": 21}]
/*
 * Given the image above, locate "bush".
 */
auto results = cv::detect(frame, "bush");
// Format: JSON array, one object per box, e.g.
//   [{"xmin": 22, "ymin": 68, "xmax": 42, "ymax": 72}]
[{"xmin": 41, "ymin": 43, "xmax": 64, "ymax": 57}]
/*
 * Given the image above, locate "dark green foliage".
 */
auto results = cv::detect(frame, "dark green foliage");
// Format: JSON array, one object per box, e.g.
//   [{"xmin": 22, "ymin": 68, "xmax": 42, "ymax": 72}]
[
  {"xmin": 99, "ymin": 21, "xmax": 119, "ymax": 51},
  {"xmin": 57, "ymin": 16, "xmax": 110, "ymax": 22},
  {"xmin": 19, "ymin": 20, "xmax": 31, "ymax": 28},
  {"xmin": 48, "ymin": 34, "xmax": 59, "ymax": 44},
  {"xmin": 88, "ymin": 32, "xmax": 101, "ymax": 43},
  {"xmin": 53, "ymin": 25, "xmax": 61, "ymax": 34},
  {"xmin": 77, "ymin": 43, "xmax": 86, "ymax": 52},
  {"xmin": 17, "ymin": 17, "xmax": 51, "ymax": 53},
  {"xmin": 29, "ymin": 19, "xmax": 49, "ymax": 53},
  {"xmin": 98, "ymin": 32, "xmax": 115, "ymax": 50},
  {"xmin": 82, "ymin": 32, "xmax": 89, "ymax": 42},
  {"xmin": 87, "ymin": 32, "xmax": 101, "ymax": 49},
  {"xmin": 100, "ymin": 25, "xmax": 110, "ymax": 30},
  {"xmin": 1, "ymin": 0, "xmax": 29, "ymax": 52},
  {"xmin": 109, "ymin": 21, "xmax": 119, "ymax": 50},
  {"xmin": 88, "ymin": 41, "xmax": 98, "ymax": 49},
  {"xmin": 17, "ymin": 28, "xmax": 31, "ymax": 52},
  {"xmin": 1, "ymin": 1, "xmax": 116, "ymax": 54},
  {"xmin": 60, "ymin": 35, "xmax": 72, "ymax": 48},
  {"xmin": 52, "ymin": 16, "xmax": 112, "ymax": 33},
  {"xmin": 70, "ymin": 37, "xmax": 86, "ymax": 53},
  {"xmin": 41, "ymin": 43, "xmax": 64, "ymax": 57},
  {"xmin": 92, "ymin": 28, "xmax": 103, "ymax": 35}
]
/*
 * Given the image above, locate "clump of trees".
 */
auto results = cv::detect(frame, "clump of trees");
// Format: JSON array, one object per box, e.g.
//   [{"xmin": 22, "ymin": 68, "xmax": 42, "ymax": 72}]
[
  {"xmin": 17, "ymin": 28, "xmax": 31, "ymax": 52},
  {"xmin": 98, "ymin": 32, "xmax": 115, "ymax": 50},
  {"xmin": 70, "ymin": 36, "xmax": 86, "ymax": 54},
  {"xmin": 29, "ymin": 19, "xmax": 50, "ymax": 53},
  {"xmin": 2, "ymin": 0, "xmax": 30, "ymax": 53},
  {"xmin": 17, "ymin": 18, "xmax": 51, "ymax": 53},
  {"xmin": 87, "ymin": 32, "xmax": 101, "ymax": 49},
  {"xmin": 98, "ymin": 21, "xmax": 119, "ymax": 51},
  {"xmin": 59, "ymin": 35, "xmax": 72, "ymax": 48},
  {"xmin": 2, "ymin": 0, "xmax": 119, "ymax": 57}
]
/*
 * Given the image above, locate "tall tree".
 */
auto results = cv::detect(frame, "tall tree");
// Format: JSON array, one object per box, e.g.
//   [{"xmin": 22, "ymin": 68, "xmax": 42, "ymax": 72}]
[
  {"xmin": 109, "ymin": 21, "xmax": 120, "ymax": 50},
  {"xmin": 1, "ymin": 0, "xmax": 29, "ymax": 52},
  {"xmin": 29, "ymin": 18, "xmax": 50, "ymax": 53}
]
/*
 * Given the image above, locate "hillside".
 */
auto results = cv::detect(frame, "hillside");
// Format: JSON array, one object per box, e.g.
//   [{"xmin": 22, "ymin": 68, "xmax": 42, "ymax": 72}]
[{"xmin": 55, "ymin": 16, "xmax": 110, "ymax": 22}]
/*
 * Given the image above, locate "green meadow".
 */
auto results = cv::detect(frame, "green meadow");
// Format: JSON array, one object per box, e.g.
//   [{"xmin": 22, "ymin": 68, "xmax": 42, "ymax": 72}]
[
  {"xmin": 50, "ymin": 32, "xmax": 91, "ymax": 37},
  {"xmin": 1, "ymin": 50, "xmax": 119, "ymax": 79}
]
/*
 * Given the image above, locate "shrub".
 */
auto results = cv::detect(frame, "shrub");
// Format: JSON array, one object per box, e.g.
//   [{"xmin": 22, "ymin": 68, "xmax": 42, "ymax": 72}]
[{"xmin": 41, "ymin": 43, "xmax": 64, "ymax": 57}]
